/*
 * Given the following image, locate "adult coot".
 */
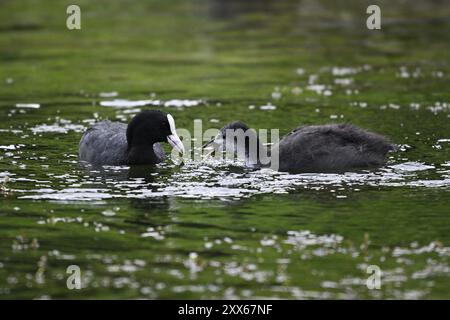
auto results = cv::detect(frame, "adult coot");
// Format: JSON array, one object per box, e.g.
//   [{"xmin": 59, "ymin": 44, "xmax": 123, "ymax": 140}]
[
  {"xmin": 79, "ymin": 110, "xmax": 184, "ymax": 165},
  {"xmin": 203, "ymin": 121, "xmax": 395, "ymax": 173}
]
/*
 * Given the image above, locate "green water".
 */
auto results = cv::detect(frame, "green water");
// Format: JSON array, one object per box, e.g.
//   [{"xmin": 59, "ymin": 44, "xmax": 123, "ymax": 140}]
[{"xmin": 0, "ymin": 0, "xmax": 449, "ymax": 299}]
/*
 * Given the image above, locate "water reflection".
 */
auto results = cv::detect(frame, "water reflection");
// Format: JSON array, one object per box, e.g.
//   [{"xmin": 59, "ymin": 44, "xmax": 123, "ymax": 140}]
[{"xmin": 11, "ymin": 157, "xmax": 448, "ymax": 202}]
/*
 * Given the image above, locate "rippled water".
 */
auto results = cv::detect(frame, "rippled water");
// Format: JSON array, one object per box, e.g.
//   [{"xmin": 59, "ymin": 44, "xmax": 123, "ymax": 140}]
[
  {"xmin": 1, "ymin": 0, "xmax": 449, "ymax": 299},
  {"xmin": 3, "ymin": 159, "xmax": 448, "ymax": 201}
]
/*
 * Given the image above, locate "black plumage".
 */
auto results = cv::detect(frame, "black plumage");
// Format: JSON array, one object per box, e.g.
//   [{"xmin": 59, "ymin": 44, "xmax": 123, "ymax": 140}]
[
  {"xmin": 79, "ymin": 110, "xmax": 183, "ymax": 166},
  {"xmin": 204, "ymin": 121, "xmax": 395, "ymax": 173}
]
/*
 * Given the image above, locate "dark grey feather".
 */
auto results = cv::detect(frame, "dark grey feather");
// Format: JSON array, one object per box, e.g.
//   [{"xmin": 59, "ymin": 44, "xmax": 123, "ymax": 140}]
[
  {"xmin": 276, "ymin": 123, "xmax": 394, "ymax": 172},
  {"xmin": 79, "ymin": 121, "xmax": 165, "ymax": 165},
  {"xmin": 206, "ymin": 121, "xmax": 395, "ymax": 173}
]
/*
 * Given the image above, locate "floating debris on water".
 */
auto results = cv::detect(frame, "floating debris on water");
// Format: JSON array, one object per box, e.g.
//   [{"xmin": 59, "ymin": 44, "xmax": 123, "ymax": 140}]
[
  {"xmin": 100, "ymin": 99, "xmax": 204, "ymax": 108},
  {"xmin": 15, "ymin": 103, "xmax": 40, "ymax": 109},
  {"xmin": 397, "ymin": 66, "xmax": 421, "ymax": 78},
  {"xmin": 31, "ymin": 122, "xmax": 85, "ymax": 134},
  {"xmin": 100, "ymin": 99, "xmax": 161, "ymax": 108},
  {"xmin": 260, "ymin": 103, "xmax": 277, "ymax": 111},
  {"xmin": 99, "ymin": 91, "xmax": 119, "ymax": 98},
  {"xmin": 389, "ymin": 162, "xmax": 435, "ymax": 172},
  {"xmin": 334, "ymin": 78, "xmax": 353, "ymax": 86},
  {"xmin": 0, "ymin": 145, "xmax": 20, "ymax": 150},
  {"xmin": 331, "ymin": 65, "xmax": 371, "ymax": 76},
  {"xmin": 164, "ymin": 99, "xmax": 203, "ymax": 108},
  {"xmin": 101, "ymin": 209, "xmax": 116, "ymax": 217},
  {"xmin": 141, "ymin": 227, "xmax": 165, "ymax": 240},
  {"xmin": 295, "ymin": 68, "xmax": 305, "ymax": 76}
]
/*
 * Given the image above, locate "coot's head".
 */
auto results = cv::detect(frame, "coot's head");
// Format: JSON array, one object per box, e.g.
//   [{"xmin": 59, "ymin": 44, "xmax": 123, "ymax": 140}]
[
  {"xmin": 126, "ymin": 110, "xmax": 184, "ymax": 154},
  {"xmin": 203, "ymin": 120, "xmax": 263, "ymax": 165},
  {"xmin": 203, "ymin": 121, "xmax": 250, "ymax": 151}
]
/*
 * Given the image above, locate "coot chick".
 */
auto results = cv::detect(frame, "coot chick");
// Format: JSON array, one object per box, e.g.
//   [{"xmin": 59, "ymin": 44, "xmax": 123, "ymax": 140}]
[
  {"xmin": 79, "ymin": 110, "xmax": 184, "ymax": 165},
  {"xmin": 204, "ymin": 121, "xmax": 395, "ymax": 173}
]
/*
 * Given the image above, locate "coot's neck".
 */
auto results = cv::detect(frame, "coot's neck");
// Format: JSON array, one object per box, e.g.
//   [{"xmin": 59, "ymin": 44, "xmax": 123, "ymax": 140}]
[
  {"xmin": 126, "ymin": 120, "xmax": 161, "ymax": 165},
  {"xmin": 238, "ymin": 130, "xmax": 271, "ymax": 169},
  {"xmin": 127, "ymin": 143, "xmax": 160, "ymax": 165}
]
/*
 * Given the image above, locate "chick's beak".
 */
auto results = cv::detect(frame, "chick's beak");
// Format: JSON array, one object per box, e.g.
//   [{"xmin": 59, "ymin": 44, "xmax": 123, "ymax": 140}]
[
  {"xmin": 167, "ymin": 134, "xmax": 184, "ymax": 155},
  {"xmin": 202, "ymin": 139, "xmax": 214, "ymax": 149},
  {"xmin": 203, "ymin": 133, "xmax": 223, "ymax": 148},
  {"xmin": 202, "ymin": 134, "xmax": 223, "ymax": 157}
]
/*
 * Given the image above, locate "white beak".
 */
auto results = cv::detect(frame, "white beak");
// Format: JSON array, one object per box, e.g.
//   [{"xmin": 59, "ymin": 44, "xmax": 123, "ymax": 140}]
[
  {"xmin": 167, "ymin": 134, "xmax": 185, "ymax": 155},
  {"xmin": 166, "ymin": 113, "xmax": 184, "ymax": 155}
]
